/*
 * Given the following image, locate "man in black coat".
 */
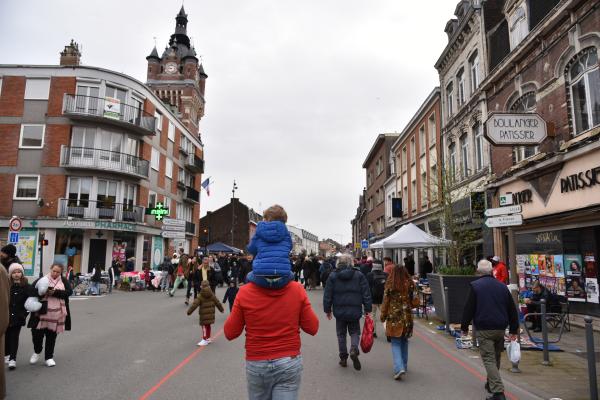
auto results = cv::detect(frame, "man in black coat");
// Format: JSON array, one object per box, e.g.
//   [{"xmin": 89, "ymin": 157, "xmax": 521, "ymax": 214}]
[
  {"xmin": 525, "ymin": 281, "xmax": 559, "ymax": 332},
  {"xmin": 420, "ymin": 255, "xmax": 433, "ymax": 280},
  {"xmin": 0, "ymin": 245, "xmax": 21, "ymax": 272},
  {"xmin": 461, "ymin": 260, "xmax": 518, "ymax": 400},
  {"xmin": 366, "ymin": 261, "xmax": 388, "ymax": 338},
  {"xmin": 323, "ymin": 253, "xmax": 372, "ymax": 371}
]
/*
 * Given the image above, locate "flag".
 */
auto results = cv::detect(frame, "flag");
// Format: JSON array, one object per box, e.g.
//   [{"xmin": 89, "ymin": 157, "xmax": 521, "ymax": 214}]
[{"xmin": 201, "ymin": 177, "xmax": 210, "ymax": 196}]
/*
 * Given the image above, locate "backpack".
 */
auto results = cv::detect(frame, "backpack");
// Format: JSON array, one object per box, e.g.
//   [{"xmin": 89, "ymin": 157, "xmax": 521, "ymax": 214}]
[{"xmin": 371, "ymin": 274, "xmax": 386, "ymax": 301}]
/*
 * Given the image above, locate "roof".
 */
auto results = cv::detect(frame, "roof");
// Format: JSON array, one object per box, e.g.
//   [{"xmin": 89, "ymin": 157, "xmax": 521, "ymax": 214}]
[
  {"xmin": 391, "ymin": 87, "xmax": 440, "ymax": 151},
  {"xmin": 146, "ymin": 46, "xmax": 160, "ymax": 60},
  {"xmin": 178, "ymin": 5, "xmax": 187, "ymax": 18},
  {"xmin": 362, "ymin": 133, "xmax": 399, "ymax": 168}
]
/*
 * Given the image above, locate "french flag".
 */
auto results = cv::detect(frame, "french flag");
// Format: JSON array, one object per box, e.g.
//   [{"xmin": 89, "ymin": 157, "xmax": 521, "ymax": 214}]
[{"xmin": 201, "ymin": 177, "xmax": 211, "ymax": 196}]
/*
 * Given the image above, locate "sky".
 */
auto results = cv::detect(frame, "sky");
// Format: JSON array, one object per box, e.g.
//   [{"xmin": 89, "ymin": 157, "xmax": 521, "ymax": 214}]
[{"xmin": 0, "ymin": 0, "xmax": 455, "ymax": 244}]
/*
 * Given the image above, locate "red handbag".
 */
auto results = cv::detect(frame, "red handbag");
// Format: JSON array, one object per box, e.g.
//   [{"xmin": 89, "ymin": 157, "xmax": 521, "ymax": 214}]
[{"xmin": 360, "ymin": 314, "xmax": 374, "ymax": 353}]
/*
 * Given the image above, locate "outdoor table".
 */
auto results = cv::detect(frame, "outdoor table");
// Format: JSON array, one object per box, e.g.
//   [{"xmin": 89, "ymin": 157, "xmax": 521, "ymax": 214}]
[{"xmin": 418, "ymin": 286, "xmax": 432, "ymax": 320}]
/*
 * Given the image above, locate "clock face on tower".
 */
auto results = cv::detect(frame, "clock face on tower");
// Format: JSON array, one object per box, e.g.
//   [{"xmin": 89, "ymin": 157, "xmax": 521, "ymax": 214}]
[{"xmin": 165, "ymin": 62, "xmax": 178, "ymax": 74}]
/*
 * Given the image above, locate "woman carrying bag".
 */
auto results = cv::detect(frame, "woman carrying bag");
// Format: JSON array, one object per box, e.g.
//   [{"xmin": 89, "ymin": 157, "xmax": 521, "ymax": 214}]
[
  {"xmin": 380, "ymin": 264, "xmax": 416, "ymax": 381},
  {"xmin": 28, "ymin": 263, "xmax": 72, "ymax": 367}
]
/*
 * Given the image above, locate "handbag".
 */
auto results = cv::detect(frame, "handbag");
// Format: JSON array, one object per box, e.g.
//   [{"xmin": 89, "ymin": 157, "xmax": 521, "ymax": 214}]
[
  {"xmin": 360, "ymin": 314, "xmax": 374, "ymax": 353},
  {"xmin": 410, "ymin": 288, "xmax": 420, "ymax": 309}
]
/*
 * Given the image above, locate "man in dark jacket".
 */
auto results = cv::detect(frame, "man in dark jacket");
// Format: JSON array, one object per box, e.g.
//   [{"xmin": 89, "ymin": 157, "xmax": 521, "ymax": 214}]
[
  {"xmin": 323, "ymin": 253, "xmax": 372, "ymax": 371},
  {"xmin": 461, "ymin": 260, "xmax": 519, "ymax": 400},
  {"xmin": 525, "ymin": 281, "xmax": 560, "ymax": 332},
  {"xmin": 420, "ymin": 255, "xmax": 433, "ymax": 280},
  {"xmin": 1, "ymin": 244, "xmax": 21, "ymax": 272},
  {"xmin": 366, "ymin": 261, "xmax": 388, "ymax": 338}
]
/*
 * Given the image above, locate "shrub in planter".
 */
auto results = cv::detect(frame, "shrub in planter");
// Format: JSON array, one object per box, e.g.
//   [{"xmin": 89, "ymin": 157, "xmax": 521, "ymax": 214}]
[{"xmin": 428, "ymin": 267, "xmax": 478, "ymax": 324}]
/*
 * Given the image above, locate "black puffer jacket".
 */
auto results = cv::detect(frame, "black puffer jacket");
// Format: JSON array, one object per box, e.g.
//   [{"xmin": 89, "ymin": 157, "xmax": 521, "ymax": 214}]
[
  {"xmin": 9, "ymin": 280, "xmax": 34, "ymax": 327},
  {"xmin": 323, "ymin": 267, "xmax": 372, "ymax": 321}
]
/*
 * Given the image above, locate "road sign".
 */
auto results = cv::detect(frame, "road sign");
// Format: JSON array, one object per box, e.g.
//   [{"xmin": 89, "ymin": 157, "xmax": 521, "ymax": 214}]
[
  {"xmin": 354, "ymin": 242, "xmax": 361, "ymax": 249},
  {"xmin": 9, "ymin": 217, "xmax": 23, "ymax": 232},
  {"xmin": 162, "ymin": 224, "xmax": 186, "ymax": 232},
  {"xmin": 485, "ymin": 214, "xmax": 523, "ymax": 228},
  {"xmin": 8, "ymin": 231, "xmax": 19, "ymax": 243},
  {"xmin": 162, "ymin": 218, "xmax": 186, "ymax": 227},
  {"xmin": 361, "ymin": 239, "xmax": 369, "ymax": 249},
  {"xmin": 485, "ymin": 113, "xmax": 547, "ymax": 145},
  {"xmin": 484, "ymin": 205, "xmax": 522, "ymax": 217},
  {"xmin": 499, "ymin": 194, "xmax": 513, "ymax": 206},
  {"xmin": 161, "ymin": 230, "xmax": 186, "ymax": 239}
]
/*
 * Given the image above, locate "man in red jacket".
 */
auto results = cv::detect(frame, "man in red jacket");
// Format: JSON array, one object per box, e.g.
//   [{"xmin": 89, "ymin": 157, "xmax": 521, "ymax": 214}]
[
  {"xmin": 491, "ymin": 256, "xmax": 509, "ymax": 285},
  {"xmin": 224, "ymin": 278, "xmax": 319, "ymax": 400}
]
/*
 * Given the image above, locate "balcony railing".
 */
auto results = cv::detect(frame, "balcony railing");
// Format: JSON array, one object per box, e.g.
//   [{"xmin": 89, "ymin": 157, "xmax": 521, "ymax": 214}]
[
  {"xmin": 184, "ymin": 154, "xmax": 204, "ymax": 173},
  {"xmin": 186, "ymin": 221, "xmax": 196, "ymax": 235},
  {"xmin": 60, "ymin": 146, "xmax": 149, "ymax": 179},
  {"xmin": 58, "ymin": 198, "xmax": 144, "ymax": 223},
  {"xmin": 184, "ymin": 186, "xmax": 200, "ymax": 203},
  {"xmin": 63, "ymin": 94, "xmax": 156, "ymax": 135}
]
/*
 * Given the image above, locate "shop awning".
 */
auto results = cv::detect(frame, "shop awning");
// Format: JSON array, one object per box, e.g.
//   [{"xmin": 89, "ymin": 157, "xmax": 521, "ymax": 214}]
[
  {"xmin": 206, "ymin": 242, "xmax": 243, "ymax": 254},
  {"xmin": 369, "ymin": 222, "xmax": 452, "ymax": 249}
]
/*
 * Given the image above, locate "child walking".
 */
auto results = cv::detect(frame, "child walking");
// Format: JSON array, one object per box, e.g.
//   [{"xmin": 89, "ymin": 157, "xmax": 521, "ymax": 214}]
[
  {"xmin": 222, "ymin": 280, "xmax": 239, "ymax": 311},
  {"xmin": 6, "ymin": 263, "xmax": 32, "ymax": 370},
  {"xmin": 187, "ymin": 280, "xmax": 224, "ymax": 346}
]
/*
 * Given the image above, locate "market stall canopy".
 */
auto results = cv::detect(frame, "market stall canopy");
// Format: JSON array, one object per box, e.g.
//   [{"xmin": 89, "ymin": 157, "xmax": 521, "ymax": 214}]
[
  {"xmin": 370, "ymin": 223, "xmax": 451, "ymax": 249},
  {"xmin": 206, "ymin": 242, "xmax": 243, "ymax": 254}
]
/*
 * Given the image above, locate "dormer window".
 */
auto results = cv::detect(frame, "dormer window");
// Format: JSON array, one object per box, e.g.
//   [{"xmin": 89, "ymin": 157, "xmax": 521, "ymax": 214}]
[{"xmin": 509, "ymin": 3, "xmax": 529, "ymax": 50}]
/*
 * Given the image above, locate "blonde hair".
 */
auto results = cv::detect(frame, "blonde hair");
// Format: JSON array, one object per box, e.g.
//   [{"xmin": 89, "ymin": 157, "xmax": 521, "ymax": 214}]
[{"xmin": 263, "ymin": 204, "xmax": 288, "ymax": 223}]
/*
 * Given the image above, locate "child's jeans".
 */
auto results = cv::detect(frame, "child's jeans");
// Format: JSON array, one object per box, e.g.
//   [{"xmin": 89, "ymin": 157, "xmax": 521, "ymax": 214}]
[{"xmin": 246, "ymin": 271, "xmax": 294, "ymax": 289}]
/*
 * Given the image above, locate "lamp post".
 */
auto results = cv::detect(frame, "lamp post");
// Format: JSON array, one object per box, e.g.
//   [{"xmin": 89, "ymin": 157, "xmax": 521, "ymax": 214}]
[{"xmin": 231, "ymin": 180, "xmax": 238, "ymax": 247}]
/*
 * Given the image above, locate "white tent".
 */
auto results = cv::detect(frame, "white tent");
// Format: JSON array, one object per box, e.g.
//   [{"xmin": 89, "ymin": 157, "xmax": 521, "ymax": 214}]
[{"xmin": 369, "ymin": 223, "xmax": 451, "ymax": 249}]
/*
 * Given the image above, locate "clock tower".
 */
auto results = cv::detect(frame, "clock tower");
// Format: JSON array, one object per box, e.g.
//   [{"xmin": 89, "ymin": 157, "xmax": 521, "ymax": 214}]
[{"xmin": 146, "ymin": 6, "xmax": 207, "ymax": 136}]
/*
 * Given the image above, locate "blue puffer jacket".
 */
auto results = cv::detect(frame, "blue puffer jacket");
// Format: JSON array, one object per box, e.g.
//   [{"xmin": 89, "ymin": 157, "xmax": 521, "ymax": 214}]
[
  {"xmin": 247, "ymin": 221, "xmax": 292, "ymax": 276},
  {"xmin": 323, "ymin": 267, "xmax": 372, "ymax": 321}
]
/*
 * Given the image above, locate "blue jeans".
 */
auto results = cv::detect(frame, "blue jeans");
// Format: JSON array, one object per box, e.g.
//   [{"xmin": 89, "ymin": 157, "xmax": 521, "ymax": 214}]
[
  {"xmin": 246, "ymin": 356, "xmax": 303, "ymax": 400},
  {"xmin": 390, "ymin": 337, "xmax": 409, "ymax": 373},
  {"xmin": 90, "ymin": 281, "xmax": 100, "ymax": 295}
]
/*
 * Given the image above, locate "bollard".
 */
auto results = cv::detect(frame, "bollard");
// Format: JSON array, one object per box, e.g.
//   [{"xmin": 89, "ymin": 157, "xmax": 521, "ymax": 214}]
[
  {"xmin": 541, "ymin": 299, "xmax": 551, "ymax": 366},
  {"xmin": 584, "ymin": 316, "xmax": 598, "ymax": 400},
  {"xmin": 444, "ymin": 286, "xmax": 451, "ymax": 333}
]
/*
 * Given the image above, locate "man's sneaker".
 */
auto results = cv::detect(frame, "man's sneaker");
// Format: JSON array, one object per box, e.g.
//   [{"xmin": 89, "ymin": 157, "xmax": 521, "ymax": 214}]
[
  {"xmin": 8, "ymin": 360, "xmax": 16, "ymax": 370},
  {"xmin": 394, "ymin": 370, "xmax": 406, "ymax": 380},
  {"xmin": 29, "ymin": 353, "xmax": 41, "ymax": 365},
  {"xmin": 197, "ymin": 339, "xmax": 209, "ymax": 346},
  {"xmin": 45, "ymin": 359, "xmax": 56, "ymax": 367},
  {"xmin": 349, "ymin": 349, "xmax": 361, "ymax": 371},
  {"xmin": 339, "ymin": 358, "xmax": 347, "ymax": 367}
]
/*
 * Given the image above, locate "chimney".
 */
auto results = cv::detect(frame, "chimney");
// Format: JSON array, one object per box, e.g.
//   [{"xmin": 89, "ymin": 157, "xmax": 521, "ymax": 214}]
[{"xmin": 60, "ymin": 39, "xmax": 81, "ymax": 66}]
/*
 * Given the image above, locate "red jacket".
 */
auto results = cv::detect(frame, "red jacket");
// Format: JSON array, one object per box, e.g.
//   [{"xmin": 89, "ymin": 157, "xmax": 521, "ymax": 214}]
[
  {"xmin": 224, "ymin": 281, "xmax": 319, "ymax": 361},
  {"xmin": 493, "ymin": 262, "xmax": 509, "ymax": 284}
]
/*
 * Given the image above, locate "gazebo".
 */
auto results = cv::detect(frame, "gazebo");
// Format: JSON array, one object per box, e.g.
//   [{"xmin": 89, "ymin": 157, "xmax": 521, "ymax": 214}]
[{"xmin": 369, "ymin": 223, "xmax": 451, "ymax": 250}]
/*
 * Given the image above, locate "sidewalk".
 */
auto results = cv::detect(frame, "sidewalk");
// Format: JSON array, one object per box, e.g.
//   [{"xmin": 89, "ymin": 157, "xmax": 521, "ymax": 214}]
[{"xmin": 415, "ymin": 315, "xmax": 600, "ymax": 400}]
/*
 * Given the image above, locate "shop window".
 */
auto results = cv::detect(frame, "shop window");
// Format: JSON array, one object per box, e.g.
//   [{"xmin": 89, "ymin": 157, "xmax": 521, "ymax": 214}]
[
  {"xmin": 19, "ymin": 124, "xmax": 45, "ymax": 148},
  {"xmin": 13, "ymin": 175, "xmax": 39, "ymax": 200},
  {"xmin": 55, "ymin": 229, "xmax": 84, "ymax": 274},
  {"xmin": 24, "ymin": 78, "xmax": 50, "ymax": 100},
  {"xmin": 510, "ymin": 91, "xmax": 539, "ymax": 162},
  {"xmin": 567, "ymin": 47, "xmax": 600, "ymax": 135}
]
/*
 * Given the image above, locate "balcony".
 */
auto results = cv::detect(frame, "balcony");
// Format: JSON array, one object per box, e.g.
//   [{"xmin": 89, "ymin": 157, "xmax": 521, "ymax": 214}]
[
  {"xmin": 186, "ymin": 221, "xmax": 196, "ymax": 235},
  {"xmin": 58, "ymin": 198, "xmax": 144, "ymax": 223},
  {"xmin": 176, "ymin": 176, "xmax": 186, "ymax": 190},
  {"xmin": 184, "ymin": 186, "xmax": 200, "ymax": 203},
  {"xmin": 179, "ymin": 143, "xmax": 193, "ymax": 156},
  {"xmin": 184, "ymin": 154, "xmax": 204, "ymax": 173},
  {"xmin": 60, "ymin": 146, "xmax": 149, "ymax": 179},
  {"xmin": 62, "ymin": 94, "xmax": 156, "ymax": 135}
]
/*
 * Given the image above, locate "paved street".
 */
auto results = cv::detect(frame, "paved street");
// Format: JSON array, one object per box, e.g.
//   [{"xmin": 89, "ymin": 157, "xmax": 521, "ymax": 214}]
[{"xmin": 6, "ymin": 287, "xmax": 547, "ymax": 400}]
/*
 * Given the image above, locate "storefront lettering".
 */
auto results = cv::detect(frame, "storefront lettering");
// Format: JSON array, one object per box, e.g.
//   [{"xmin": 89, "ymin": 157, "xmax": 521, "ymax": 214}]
[
  {"xmin": 512, "ymin": 189, "xmax": 532, "ymax": 205},
  {"xmin": 560, "ymin": 166, "xmax": 600, "ymax": 193},
  {"xmin": 535, "ymin": 231, "xmax": 560, "ymax": 244},
  {"xmin": 95, "ymin": 221, "xmax": 135, "ymax": 231}
]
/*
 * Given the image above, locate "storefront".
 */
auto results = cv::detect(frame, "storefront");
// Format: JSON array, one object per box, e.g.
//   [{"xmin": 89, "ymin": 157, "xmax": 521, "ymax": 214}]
[{"xmin": 493, "ymin": 146, "xmax": 600, "ymax": 315}]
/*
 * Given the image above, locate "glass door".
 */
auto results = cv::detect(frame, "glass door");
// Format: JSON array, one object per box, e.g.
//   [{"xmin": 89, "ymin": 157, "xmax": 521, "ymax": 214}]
[
  {"xmin": 75, "ymin": 85, "xmax": 100, "ymax": 114},
  {"xmin": 70, "ymin": 127, "xmax": 96, "ymax": 164}
]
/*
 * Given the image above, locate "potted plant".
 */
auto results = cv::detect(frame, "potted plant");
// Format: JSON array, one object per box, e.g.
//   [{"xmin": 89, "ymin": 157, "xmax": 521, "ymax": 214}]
[{"xmin": 428, "ymin": 266, "xmax": 477, "ymax": 323}]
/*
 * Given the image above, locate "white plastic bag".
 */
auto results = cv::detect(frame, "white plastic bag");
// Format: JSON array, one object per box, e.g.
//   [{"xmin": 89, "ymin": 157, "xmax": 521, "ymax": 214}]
[
  {"xmin": 24, "ymin": 296, "xmax": 42, "ymax": 313},
  {"xmin": 507, "ymin": 340, "xmax": 521, "ymax": 364},
  {"xmin": 36, "ymin": 276, "xmax": 50, "ymax": 296}
]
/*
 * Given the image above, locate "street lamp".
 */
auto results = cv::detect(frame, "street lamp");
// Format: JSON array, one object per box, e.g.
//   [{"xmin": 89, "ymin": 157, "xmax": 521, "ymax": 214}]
[{"xmin": 231, "ymin": 180, "xmax": 238, "ymax": 247}]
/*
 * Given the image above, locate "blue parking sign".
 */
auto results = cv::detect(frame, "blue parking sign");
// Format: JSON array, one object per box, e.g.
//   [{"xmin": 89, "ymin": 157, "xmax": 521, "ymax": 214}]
[
  {"xmin": 8, "ymin": 231, "xmax": 19, "ymax": 243},
  {"xmin": 361, "ymin": 239, "xmax": 368, "ymax": 249}
]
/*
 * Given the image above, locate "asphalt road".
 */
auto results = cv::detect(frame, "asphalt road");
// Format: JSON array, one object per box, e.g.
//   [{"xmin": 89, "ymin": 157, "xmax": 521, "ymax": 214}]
[{"xmin": 7, "ymin": 287, "xmax": 543, "ymax": 400}]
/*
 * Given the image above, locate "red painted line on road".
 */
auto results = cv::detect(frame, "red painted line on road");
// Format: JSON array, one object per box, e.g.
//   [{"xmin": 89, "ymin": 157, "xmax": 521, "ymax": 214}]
[
  {"xmin": 138, "ymin": 329, "xmax": 224, "ymax": 400},
  {"xmin": 414, "ymin": 329, "xmax": 517, "ymax": 400}
]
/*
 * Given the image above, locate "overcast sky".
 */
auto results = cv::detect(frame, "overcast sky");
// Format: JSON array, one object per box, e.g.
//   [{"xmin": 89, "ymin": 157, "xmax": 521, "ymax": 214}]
[{"xmin": 0, "ymin": 0, "xmax": 455, "ymax": 244}]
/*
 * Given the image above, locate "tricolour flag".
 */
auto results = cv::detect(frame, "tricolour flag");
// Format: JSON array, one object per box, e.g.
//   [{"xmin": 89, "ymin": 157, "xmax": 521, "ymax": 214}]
[{"xmin": 201, "ymin": 177, "xmax": 211, "ymax": 196}]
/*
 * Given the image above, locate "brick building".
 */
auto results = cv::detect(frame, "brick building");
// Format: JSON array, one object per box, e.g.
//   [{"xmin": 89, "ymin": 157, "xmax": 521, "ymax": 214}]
[
  {"xmin": 350, "ymin": 189, "xmax": 367, "ymax": 255},
  {"xmin": 0, "ymin": 8, "xmax": 206, "ymax": 276}
]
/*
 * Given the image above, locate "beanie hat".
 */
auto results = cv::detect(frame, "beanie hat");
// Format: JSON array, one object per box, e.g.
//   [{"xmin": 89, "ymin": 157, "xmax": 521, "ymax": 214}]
[
  {"xmin": 1, "ymin": 244, "xmax": 16, "ymax": 258},
  {"xmin": 8, "ymin": 263, "xmax": 24, "ymax": 276}
]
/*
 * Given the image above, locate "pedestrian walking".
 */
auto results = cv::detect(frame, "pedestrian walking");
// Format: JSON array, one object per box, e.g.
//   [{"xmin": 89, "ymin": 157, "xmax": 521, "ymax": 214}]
[
  {"xmin": 208, "ymin": 256, "xmax": 220, "ymax": 294},
  {"xmin": 461, "ymin": 259, "xmax": 519, "ymax": 400},
  {"xmin": 366, "ymin": 260, "xmax": 388, "ymax": 338},
  {"xmin": 187, "ymin": 280, "xmax": 224, "ymax": 346},
  {"xmin": 185, "ymin": 256, "xmax": 199, "ymax": 304},
  {"xmin": 420, "ymin": 255, "xmax": 433, "ymax": 280},
  {"xmin": 28, "ymin": 263, "xmax": 72, "ymax": 367},
  {"xmin": 66, "ymin": 265, "xmax": 76, "ymax": 289},
  {"xmin": 222, "ymin": 281, "xmax": 239, "ymax": 312},
  {"xmin": 491, "ymin": 256, "xmax": 509, "ymax": 285},
  {"xmin": 0, "ymin": 244, "xmax": 20, "ymax": 272},
  {"xmin": 383, "ymin": 257, "xmax": 395, "ymax": 275},
  {"xmin": 323, "ymin": 253, "xmax": 372, "ymax": 370},
  {"xmin": 89, "ymin": 265, "xmax": 102, "ymax": 295},
  {"xmin": 5, "ymin": 263, "xmax": 32, "ymax": 370},
  {"xmin": 380, "ymin": 264, "xmax": 415, "ymax": 380},
  {"xmin": 169, "ymin": 253, "xmax": 187, "ymax": 298},
  {"xmin": 159, "ymin": 257, "xmax": 171, "ymax": 292},
  {"xmin": 0, "ymin": 257, "xmax": 9, "ymax": 398}
]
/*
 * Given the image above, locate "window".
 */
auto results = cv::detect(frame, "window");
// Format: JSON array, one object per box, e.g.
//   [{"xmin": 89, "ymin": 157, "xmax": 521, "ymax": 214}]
[
  {"xmin": 510, "ymin": 91, "xmax": 539, "ymax": 162},
  {"xmin": 165, "ymin": 158, "xmax": 173, "ymax": 178},
  {"xmin": 460, "ymin": 134, "xmax": 470, "ymax": 178},
  {"xmin": 410, "ymin": 138, "xmax": 415, "ymax": 164},
  {"xmin": 403, "ymin": 187, "xmax": 408, "ymax": 215},
  {"xmin": 411, "ymin": 180, "xmax": 417, "ymax": 210},
  {"xmin": 402, "ymin": 146, "xmax": 407, "ymax": 172},
  {"xmin": 105, "ymin": 85, "xmax": 127, "ymax": 105},
  {"xmin": 568, "ymin": 47, "xmax": 600, "ymax": 135},
  {"xmin": 68, "ymin": 177, "xmax": 91, "ymax": 206},
  {"xmin": 431, "ymin": 165, "xmax": 438, "ymax": 201},
  {"xmin": 368, "ymin": 197, "xmax": 373, "ymax": 211},
  {"xmin": 123, "ymin": 184, "xmax": 136, "ymax": 209},
  {"xmin": 448, "ymin": 142, "xmax": 457, "ymax": 180},
  {"xmin": 151, "ymin": 148, "xmax": 160, "ymax": 171},
  {"xmin": 168, "ymin": 121, "xmax": 175, "ymax": 142},
  {"xmin": 19, "ymin": 124, "xmax": 45, "ymax": 148},
  {"xmin": 469, "ymin": 51, "xmax": 480, "ymax": 91},
  {"xmin": 419, "ymin": 126, "xmax": 426, "ymax": 155},
  {"xmin": 0, "ymin": 77, "xmax": 3, "ymax": 97},
  {"xmin": 71, "ymin": 127, "xmax": 96, "ymax": 159},
  {"xmin": 421, "ymin": 172, "xmax": 428, "ymax": 206},
  {"xmin": 428, "ymin": 114, "xmax": 436, "ymax": 145},
  {"xmin": 24, "ymin": 78, "xmax": 50, "ymax": 100},
  {"xmin": 155, "ymin": 112, "xmax": 163, "ymax": 133},
  {"xmin": 76, "ymin": 85, "xmax": 100, "ymax": 113},
  {"xmin": 457, "ymin": 68, "xmax": 466, "ymax": 106},
  {"xmin": 474, "ymin": 122, "xmax": 485, "ymax": 170},
  {"xmin": 446, "ymin": 82, "xmax": 454, "ymax": 117},
  {"xmin": 14, "ymin": 175, "xmax": 39, "ymax": 199},
  {"xmin": 131, "ymin": 97, "xmax": 143, "ymax": 121},
  {"xmin": 96, "ymin": 179, "xmax": 118, "ymax": 207},
  {"xmin": 509, "ymin": 4, "xmax": 529, "ymax": 50},
  {"xmin": 148, "ymin": 191, "xmax": 157, "ymax": 209}
]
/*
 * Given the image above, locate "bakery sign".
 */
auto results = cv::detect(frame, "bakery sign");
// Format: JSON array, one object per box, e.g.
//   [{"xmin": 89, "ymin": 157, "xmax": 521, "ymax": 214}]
[
  {"xmin": 560, "ymin": 164, "xmax": 600, "ymax": 193},
  {"xmin": 484, "ymin": 113, "xmax": 547, "ymax": 145}
]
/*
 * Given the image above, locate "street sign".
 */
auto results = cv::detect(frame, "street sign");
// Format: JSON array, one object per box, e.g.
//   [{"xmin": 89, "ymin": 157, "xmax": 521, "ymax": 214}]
[
  {"xmin": 8, "ymin": 231, "xmax": 19, "ymax": 243},
  {"xmin": 485, "ymin": 214, "xmax": 523, "ymax": 228},
  {"xmin": 162, "ymin": 218, "xmax": 186, "ymax": 227},
  {"xmin": 484, "ymin": 205, "xmax": 522, "ymax": 217},
  {"xmin": 361, "ymin": 239, "xmax": 369, "ymax": 249},
  {"xmin": 485, "ymin": 113, "xmax": 547, "ymax": 145},
  {"xmin": 161, "ymin": 230, "xmax": 186, "ymax": 239},
  {"xmin": 499, "ymin": 194, "xmax": 514, "ymax": 206},
  {"xmin": 162, "ymin": 224, "xmax": 186, "ymax": 232},
  {"xmin": 9, "ymin": 217, "xmax": 23, "ymax": 232},
  {"xmin": 354, "ymin": 242, "xmax": 361, "ymax": 250}
]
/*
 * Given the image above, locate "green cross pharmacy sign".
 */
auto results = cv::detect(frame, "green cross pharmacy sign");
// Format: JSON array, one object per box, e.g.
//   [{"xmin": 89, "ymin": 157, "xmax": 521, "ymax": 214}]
[{"xmin": 148, "ymin": 202, "xmax": 170, "ymax": 221}]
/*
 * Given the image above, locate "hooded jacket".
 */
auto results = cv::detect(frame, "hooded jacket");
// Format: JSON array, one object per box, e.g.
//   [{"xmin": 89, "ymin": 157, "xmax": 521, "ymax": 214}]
[
  {"xmin": 247, "ymin": 221, "xmax": 292, "ymax": 277},
  {"xmin": 323, "ymin": 266, "xmax": 372, "ymax": 321},
  {"xmin": 187, "ymin": 285, "xmax": 224, "ymax": 325}
]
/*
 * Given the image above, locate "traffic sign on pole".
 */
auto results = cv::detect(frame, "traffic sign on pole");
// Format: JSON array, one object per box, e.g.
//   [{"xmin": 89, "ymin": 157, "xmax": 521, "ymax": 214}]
[
  {"xmin": 361, "ymin": 239, "xmax": 369, "ymax": 249},
  {"xmin": 484, "ymin": 205, "xmax": 522, "ymax": 217},
  {"xmin": 161, "ymin": 230, "xmax": 186, "ymax": 239},
  {"xmin": 9, "ymin": 217, "xmax": 23, "ymax": 232},
  {"xmin": 485, "ymin": 214, "xmax": 523, "ymax": 228},
  {"xmin": 8, "ymin": 231, "xmax": 19, "ymax": 243}
]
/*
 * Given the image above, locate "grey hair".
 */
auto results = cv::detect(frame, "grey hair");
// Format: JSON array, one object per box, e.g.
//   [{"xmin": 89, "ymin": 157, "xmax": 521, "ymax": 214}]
[
  {"xmin": 337, "ymin": 253, "xmax": 354, "ymax": 268},
  {"xmin": 477, "ymin": 259, "xmax": 493, "ymax": 275}
]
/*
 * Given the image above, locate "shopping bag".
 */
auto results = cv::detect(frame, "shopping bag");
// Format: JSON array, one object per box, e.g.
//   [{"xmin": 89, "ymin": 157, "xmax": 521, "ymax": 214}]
[
  {"xmin": 360, "ymin": 314, "xmax": 374, "ymax": 353},
  {"xmin": 507, "ymin": 340, "xmax": 521, "ymax": 364}
]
